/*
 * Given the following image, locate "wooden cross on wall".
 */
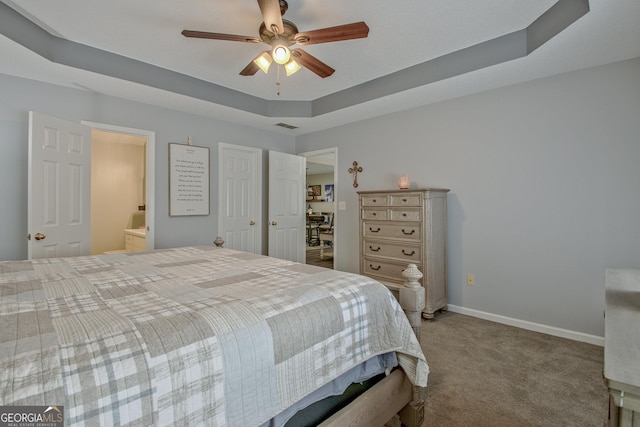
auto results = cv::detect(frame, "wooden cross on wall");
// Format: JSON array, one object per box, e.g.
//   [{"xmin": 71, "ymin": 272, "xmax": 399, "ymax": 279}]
[{"xmin": 348, "ymin": 161, "xmax": 363, "ymax": 188}]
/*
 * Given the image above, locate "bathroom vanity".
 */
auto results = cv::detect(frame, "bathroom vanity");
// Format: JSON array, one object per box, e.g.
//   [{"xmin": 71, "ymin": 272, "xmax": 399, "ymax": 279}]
[{"xmin": 124, "ymin": 228, "xmax": 146, "ymax": 252}]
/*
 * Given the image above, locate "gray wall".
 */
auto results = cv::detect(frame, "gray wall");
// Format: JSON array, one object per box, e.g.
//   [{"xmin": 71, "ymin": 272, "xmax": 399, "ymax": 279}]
[
  {"xmin": 296, "ymin": 57, "xmax": 640, "ymax": 337},
  {"xmin": 2, "ymin": 58, "xmax": 639, "ymax": 338},
  {"xmin": 0, "ymin": 74, "xmax": 295, "ymax": 261}
]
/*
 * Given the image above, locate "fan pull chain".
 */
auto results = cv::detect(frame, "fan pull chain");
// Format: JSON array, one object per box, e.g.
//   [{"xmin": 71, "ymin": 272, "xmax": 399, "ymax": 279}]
[{"xmin": 276, "ymin": 65, "xmax": 281, "ymax": 96}]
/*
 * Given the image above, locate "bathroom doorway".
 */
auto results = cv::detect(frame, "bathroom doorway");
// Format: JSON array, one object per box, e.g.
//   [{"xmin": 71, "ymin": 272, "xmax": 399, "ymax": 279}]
[
  {"xmin": 84, "ymin": 122, "xmax": 156, "ymax": 254},
  {"xmin": 300, "ymin": 148, "xmax": 337, "ymax": 269}
]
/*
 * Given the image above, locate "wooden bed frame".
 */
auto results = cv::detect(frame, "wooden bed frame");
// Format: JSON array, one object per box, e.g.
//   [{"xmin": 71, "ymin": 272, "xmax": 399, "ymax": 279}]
[
  {"xmin": 319, "ymin": 264, "xmax": 425, "ymax": 427},
  {"xmin": 214, "ymin": 238, "xmax": 426, "ymax": 427}
]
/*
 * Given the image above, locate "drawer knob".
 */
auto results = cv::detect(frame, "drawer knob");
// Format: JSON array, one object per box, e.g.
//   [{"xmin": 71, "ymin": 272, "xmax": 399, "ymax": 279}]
[
  {"xmin": 369, "ymin": 264, "xmax": 381, "ymax": 271},
  {"xmin": 402, "ymin": 213, "xmax": 407, "ymax": 217},
  {"xmin": 372, "ymin": 212, "xmax": 377, "ymax": 216},
  {"xmin": 402, "ymin": 249, "xmax": 416, "ymax": 256},
  {"xmin": 402, "ymin": 198, "xmax": 407, "ymax": 202},
  {"xmin": 401, "ymin": 229, "xmax": 415, "ymax": 235},
  {"xmin": 370, "ymin": 246, "xmax": 381, "ymax": 252},
  {"xmin": 369, "ymin": 227, "xmax": 381, "ymax": 233}
]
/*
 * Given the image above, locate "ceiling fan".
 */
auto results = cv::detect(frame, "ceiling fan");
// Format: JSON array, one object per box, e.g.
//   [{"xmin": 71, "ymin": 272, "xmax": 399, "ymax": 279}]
[{"xmin": 182, "ymin": 0, "xmax": 369, "ymax": 78}]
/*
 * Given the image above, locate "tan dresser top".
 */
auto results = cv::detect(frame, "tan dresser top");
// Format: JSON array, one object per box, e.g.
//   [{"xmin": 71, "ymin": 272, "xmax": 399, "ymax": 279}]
[{"xmin": 357, "ymin": 188, "xmax": 450, "ymax": 194}]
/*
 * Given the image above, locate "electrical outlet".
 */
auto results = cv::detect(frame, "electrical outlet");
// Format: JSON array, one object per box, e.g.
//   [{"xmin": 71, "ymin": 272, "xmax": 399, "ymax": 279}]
[
  {"xmin": 338, "ymin": 201, "xmax": 346, "ymax": 210},
  {"xmin": 467, "ymin": 274, "xmax": 475, "ymax": 286}
]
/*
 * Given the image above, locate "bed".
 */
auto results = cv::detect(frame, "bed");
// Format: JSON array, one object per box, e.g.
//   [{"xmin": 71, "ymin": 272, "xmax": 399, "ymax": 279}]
[{"xmin": 0, "ymin": 245, "xmax": 427, "ymax": 426}]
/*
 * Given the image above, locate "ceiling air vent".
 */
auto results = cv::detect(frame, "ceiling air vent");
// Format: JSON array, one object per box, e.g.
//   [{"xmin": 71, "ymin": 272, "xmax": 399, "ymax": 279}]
[{"xmin": 275, "ymin": 122, "xmax": 298, "ymax": 130}]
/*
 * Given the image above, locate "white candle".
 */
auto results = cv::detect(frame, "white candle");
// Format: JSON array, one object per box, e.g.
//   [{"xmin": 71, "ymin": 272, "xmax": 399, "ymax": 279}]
[{"xmin": 398, "ymin": 175, "xmax": 410, "ymax": 189}]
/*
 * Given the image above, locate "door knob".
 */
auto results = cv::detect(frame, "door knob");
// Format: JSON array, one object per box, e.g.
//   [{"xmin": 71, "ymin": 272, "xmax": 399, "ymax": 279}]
[
  {"xmin": 34, "ymin": 232, "xmax": 46, "ymax": 241},
  {"xmin": 271, "ymin": 221, "xmax": 277, "ymax": 226},
  {"xmin": 249, "ymin": 220, "xmax": 255, "ymax": 225}
]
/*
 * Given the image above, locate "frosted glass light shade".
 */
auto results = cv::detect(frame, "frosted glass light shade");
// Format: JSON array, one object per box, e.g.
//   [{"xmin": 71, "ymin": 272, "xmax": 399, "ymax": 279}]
[
  {"xmin": 254, "ymin": 52, "xmax": 272, "ymax": 73},
  {"xmin": 272, "ymin": 45, "xmax": 291, "ymax": 64},
  {"xmin": 284, "ymin": 60, "xmax": 301, "ymax": 76}
]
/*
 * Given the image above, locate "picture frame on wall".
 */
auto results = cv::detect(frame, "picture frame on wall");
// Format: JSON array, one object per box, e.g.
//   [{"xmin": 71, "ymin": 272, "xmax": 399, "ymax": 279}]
[
  {"xmin": 308, "ymin": 184, "xmax": 321, "ymax": 200},
  {"xmin": 325, "ymin": 184, "xmax": 334, "ymax": 202},
  {"xmin": 169, "ymin": 143, "xmax": 210, "ymax": 216}
]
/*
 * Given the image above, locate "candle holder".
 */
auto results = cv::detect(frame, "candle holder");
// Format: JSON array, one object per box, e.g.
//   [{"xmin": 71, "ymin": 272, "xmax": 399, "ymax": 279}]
[{"xmin": 398, "ymin": 174, "xmax": 410, "ymax": 189}]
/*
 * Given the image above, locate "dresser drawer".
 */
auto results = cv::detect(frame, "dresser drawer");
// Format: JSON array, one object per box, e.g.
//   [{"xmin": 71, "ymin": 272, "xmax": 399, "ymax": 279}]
[
  {"xmin": 363, "ymin": 240, "xmax": 422, "ymax": 263},
  {"xmin": 362, "ymin": 208, "xmax": 388, "ymax": 220},
  {"xmin": 390, "ymin": 208, "xmax": 421, "ymax": 221},
  {"xmin": 363, "ymin": 257, "xmax": 423, "ymax": 283},
  {"xmin": 362, "ymin": 222, "xmax": 422, "ymax": 241},
  {"xmin": 361, "ymin": 194, "xmax": 389, "ymax": 207},
  {"xmin": 390, "ymin": 193, "xmax": 421, "ymax": 206}
]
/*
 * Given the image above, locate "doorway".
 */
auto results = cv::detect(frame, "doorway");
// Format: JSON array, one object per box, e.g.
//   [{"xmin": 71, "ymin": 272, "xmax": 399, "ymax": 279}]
[
  {"xmin": 83, "ymin": 121, "xmax": 156, "ymax": 254},
  {"xmin": 300, "ymin": 148, "xmax": 337, "ymax": 269}
]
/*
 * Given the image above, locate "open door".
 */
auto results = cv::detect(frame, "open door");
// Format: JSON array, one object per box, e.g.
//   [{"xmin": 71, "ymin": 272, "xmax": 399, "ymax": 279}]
[
  {"xmin": 268, "ymin": 151, "xmax": 306, "ymax": 262},
  {"xmin": 28, "ymin": 112, "xmax": 92, "ymax": 259}
]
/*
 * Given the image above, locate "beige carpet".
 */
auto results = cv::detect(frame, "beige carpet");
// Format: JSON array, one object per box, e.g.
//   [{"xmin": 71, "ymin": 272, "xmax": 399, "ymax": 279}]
[{"xmin": 414, "ymin": 311, "xmax": 609, "ymax": 426}]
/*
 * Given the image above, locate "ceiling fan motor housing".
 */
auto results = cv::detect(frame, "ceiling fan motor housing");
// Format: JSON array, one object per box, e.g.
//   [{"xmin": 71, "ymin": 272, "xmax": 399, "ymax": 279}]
[{"xmin": 259, "ymin": 20, "xmax": 299, "ymax": 47}]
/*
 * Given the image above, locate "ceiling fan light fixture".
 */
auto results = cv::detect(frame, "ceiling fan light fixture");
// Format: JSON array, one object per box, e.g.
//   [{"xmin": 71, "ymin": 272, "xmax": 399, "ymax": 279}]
[
  {"xmin": 254, "ymin": 52, "xmax": 272, "ymax": 73},
  {"xmin": 183, "ymin": 0, "xmax": 370, "ymax": 79},
  {"xmin": 284, "ymin": 59, "xmax": 301, "ymax": 76},
  {"xmin": 272, "ymin": 45, "xmax": 291, "ymax": 64}
]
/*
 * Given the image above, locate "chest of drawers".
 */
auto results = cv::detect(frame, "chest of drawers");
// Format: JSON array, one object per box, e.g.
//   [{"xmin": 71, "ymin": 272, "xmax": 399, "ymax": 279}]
[{"xmin": 358, "ymin": 189, "xmax": 449, "ymax": 318}]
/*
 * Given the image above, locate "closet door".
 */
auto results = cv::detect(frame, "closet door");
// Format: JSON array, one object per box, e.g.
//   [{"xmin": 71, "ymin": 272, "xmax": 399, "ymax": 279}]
[{"xmin": 218, "ymin": 143, "xmax": 261, "ymax": 253}]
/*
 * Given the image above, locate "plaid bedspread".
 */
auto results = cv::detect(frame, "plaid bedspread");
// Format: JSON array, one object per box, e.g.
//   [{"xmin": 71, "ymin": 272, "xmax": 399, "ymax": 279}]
[{"xmin": 0, "ymin": 246, "xmax": 428, "ymax": 426}]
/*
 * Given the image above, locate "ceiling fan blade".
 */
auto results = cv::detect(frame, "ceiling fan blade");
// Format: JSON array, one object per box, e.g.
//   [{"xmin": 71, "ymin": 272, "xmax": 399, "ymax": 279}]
[
  {"xmin": 291, "ymin": 49, "xmax": 335, "ymax": 78},
  {"xmin": 182, "ymin": 30, "xmax": 261, "ymax": 43},
  {"xmin": 295, "ymin": 22, "xmax": 369, "ymax": 46},
  {"xmin": 257, "ymin": 0, "xmax": 285, "ymax": 34},
  {"xmin": 240, "ymin": 60, "xmax": 260, "ymax": 76}
]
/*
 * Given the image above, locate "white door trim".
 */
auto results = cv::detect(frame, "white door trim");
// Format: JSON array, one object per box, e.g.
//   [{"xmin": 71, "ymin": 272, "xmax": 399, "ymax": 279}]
[{"xmin": 82, "ymin": 121, "xmax": 156, "ymax": 251}]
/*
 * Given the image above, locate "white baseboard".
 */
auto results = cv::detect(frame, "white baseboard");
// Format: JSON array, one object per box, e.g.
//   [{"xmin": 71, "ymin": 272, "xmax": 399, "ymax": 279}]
[{"xmin": 446, "ymin": 305, "xmax": 604, "ymax": 347}]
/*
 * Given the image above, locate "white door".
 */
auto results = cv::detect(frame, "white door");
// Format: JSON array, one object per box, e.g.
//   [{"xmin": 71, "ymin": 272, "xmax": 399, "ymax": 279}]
[
  {"xmin": 28, "ymin": 112, "xmax": 92, "ymax": 259},
  {"xmin": 268, "ymin": 151, "xmax": 305, "ymax": 262},
  {"xmin": 218, "ymin": 143, "xmax": 261, "ymax": 252}
]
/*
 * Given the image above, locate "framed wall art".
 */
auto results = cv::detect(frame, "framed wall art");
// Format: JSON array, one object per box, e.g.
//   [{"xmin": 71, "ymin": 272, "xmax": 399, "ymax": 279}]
[
  {"xmin": 324, "ymin": 184, "xmax": 334, "ymax": 202},
  {"xmin": 169, "ymin": 143, "xmax": 210, "ymax": 216}
]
